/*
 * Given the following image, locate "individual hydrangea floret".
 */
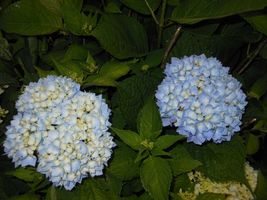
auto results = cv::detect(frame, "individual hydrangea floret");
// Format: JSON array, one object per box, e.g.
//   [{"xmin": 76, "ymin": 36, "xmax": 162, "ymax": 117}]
[
  {"xmin": 155, "ymin": 54, "xmax": 247, "ymax": 145},
  {"xmin": 4, "ymin": 76, "xmax": 116, "ymax": 190}
]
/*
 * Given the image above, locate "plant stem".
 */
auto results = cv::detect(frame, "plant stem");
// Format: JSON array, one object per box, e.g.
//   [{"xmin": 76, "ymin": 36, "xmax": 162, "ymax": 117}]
[
  {"xmin": 160, "ymin": 26, "xmax": 182, "ymax": 68},
  {"xmin": 144, "ymin": 0, "xmax": 159, "ymax": 25},
  {"xmin": 157, "ymin": 0, "xmax": 167, "ymax": 48},
  {"xmin": 237, "ymin": 39, "xmax": 267, "ymax": 75}
]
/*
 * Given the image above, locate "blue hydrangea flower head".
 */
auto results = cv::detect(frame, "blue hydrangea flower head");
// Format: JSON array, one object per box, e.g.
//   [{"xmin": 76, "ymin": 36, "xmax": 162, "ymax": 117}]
[{"xmin": 155, "ymin": 55, "xmax": 247, "ymax": 145}]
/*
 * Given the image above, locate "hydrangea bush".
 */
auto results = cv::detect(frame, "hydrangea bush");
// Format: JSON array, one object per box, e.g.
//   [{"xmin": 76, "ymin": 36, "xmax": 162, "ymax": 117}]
[{"xmin": 0, "ymin": 0, "xmax": 267, "ymax": 200}]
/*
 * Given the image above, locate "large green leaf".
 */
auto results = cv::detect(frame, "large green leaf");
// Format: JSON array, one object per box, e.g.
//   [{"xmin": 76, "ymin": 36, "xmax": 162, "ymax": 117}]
[
  {"xmin": 107, "ymin": 144, "xmax": 139, "ymax": 181},
  {"xmin": 255, "ymin": 171, "xmax": 267, "ymax": 200},
  {"xmin": 246, "ymin": 133, "xmax": 260, "ymax": 155},
  {"xmin": 244, "ymin": 12, "xmax": 267, "ymax": 36},
  {"xmin": 114, "ymin": 71, "xmax": 163, "ymax": 129},
  {"xmin": 249, "ymin": 74, "xmax": 267, "ymax": 99},
  {"xmin": 6, "ymin": 168, "xmax": 43, "ymax": 183},
  {"xmin": 111, "ymin": 127, "xmax": 141, "ymax": 150},
  {"xmin": 84, "ymin": 60, "xmax": 130, "ymax": 87},
  {"xmin": 137, "ymin": 98, "xmax": 162, "ymax": 140},
  {"xmin": 154, "ymin": 135, "xmax": 185, "ymax": 150},
  {"xmin": 0, "ymin": 0, "xmax": 62, "ymax": 35},
  {"xmin": 10, "ymin": 194, "xmax": 40, "ymax": 200},
  {"xmin": 171, "ymin": 0, "xmax": 267, "ymax": 24},
  {"xmin": 170, "ymin": 145, "xmax": 202, "ymax": 176},
  {"xmin": 185, "ymin": 136, "xmax": 246, "ymax": 183},
  {"xmin": 92, "ymin": 14, "xmax": 148, "ymax": 59},
  {"xmin": 140, "ymin": 156, "xmax": 172, "ymax": 200},
  {"xmin": 120, "ymin": 0, "xmax": 161, "ymax": 15}
]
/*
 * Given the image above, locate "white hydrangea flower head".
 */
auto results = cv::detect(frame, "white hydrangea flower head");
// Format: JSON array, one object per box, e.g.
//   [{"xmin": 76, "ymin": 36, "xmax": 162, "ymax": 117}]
[
  {"xmin": 155, "ymin": 54, "xmax": 247, "ymax": 145},
  {"xmin": 4, "ymin": 76, "xmax": 116, "ymax": 190},
  {"xmin": 16, "ymin": 75, "xmax": 80, "ymax": 112},
  {"xmin": 36, "ymin": 91, "xmax": 115, "ymax": 190}
]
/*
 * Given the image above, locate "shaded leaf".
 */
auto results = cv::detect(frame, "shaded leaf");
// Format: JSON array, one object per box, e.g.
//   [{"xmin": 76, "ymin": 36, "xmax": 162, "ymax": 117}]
[
  {"xmin": 246, "ymin": 133, "xmax": 260, "ymax": 155},
  {"xmin": 92, "ymin": 14, "xmax": 148, "ymax": 59},
  {"xmin": 0, "ymin": 0, "xmax": 62, "ymax": 35},
  {"xmin": 111, "ymin": 127, "xmax": 141, "ymax": 150},
  {"xmin": 244, "ymin": 11, "xmax": 267, "ymax": 36},
  {"xmin": 137, "ymin": 98, "xmax": 162, "ymax": 140},
  {"xmin": 140, "ymin": 156, "xmax": 172, "ymax": 200},
  {"xmin": 171, "ymin": 0, "xmax": 267, "ymax": 24},
  {"xmin": 120, "ymin": 0, "xmax": 161, "ymax": 15}
]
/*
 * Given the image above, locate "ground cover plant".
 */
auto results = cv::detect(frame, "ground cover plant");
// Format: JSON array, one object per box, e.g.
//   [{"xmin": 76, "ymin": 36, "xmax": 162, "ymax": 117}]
[{"xmin": 1, "ymin": 0, "xmax": 267, "ymax": 199}]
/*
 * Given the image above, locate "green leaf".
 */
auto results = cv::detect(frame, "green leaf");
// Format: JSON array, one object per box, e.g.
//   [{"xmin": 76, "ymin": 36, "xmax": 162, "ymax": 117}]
[
  {"xmin": 144, "ymin": 49, "xmax": 164, "ymax": 69},
  {"xmin": 35, "ymin": 67, "xmax": 58, "ymax": 78},
  {"xmin": 246, "ymin": 133, "xmax": 260, "ymax": 155},
  {"xmin": 137, "ymin": 98, "xmax": 162, "ymax": 140},
  {"xmin": 6, "ymin": 168, "xmax": 43, "ymax": 183},
  {"xmin": 114, "ymin": 71, "xmax": 163, "ymax": 129},
  {"xmin": 196, "ymin": 193, "xmax": 225, "ymax": 200},
  {"xmin": 107, "ymin": 144, "xmax": 139, "ymax": 181},
  {"xmin": 244, "ymin": 12, "xmax": 267, "ymax": 36},
  {"xmin": 0, "ymin": 72, "xmax": 18, "ymax": 85},
  {"xmin": 255, "ymin": 171, "xmax": 267, "ymax": 200},
  {"xmin": 120, "ymin": 0, "xmax": 161, "ymax": 15},
  {"xmin": 171, "ymin": 0, "xmax": 267, "ymax": 24},
  {"xmin": 0, "ymin": 0, "xmax": 62, "ymax": 35},
  {"xmin": 52, "ymin": 59, "xmax": 84, "ymax": 84},
  {"xmin": 105, "ymin": 2, "xmax": 121, "ymax": 14},
  {"xmin": 155, "ymin": 135, "xmax": 185, "ymax": 150},
  {"xmin": 185, "ymin": 136, "xmax": 246, "ymax": 183},
  {"xmin": 170, "ymin": 145, "xmax": 202, "ymax": 176},
  {"xmin": 61, "ymin": 2, "xmax": 98, "ymax": 35},
  {"xmin": 92, "ymin": 14, "xmax": 148, "ymax": 59},
  {"xmin": 111, "ymin": 127, "xmax": 141, "ymax": 150},
  {"xmin": 140, "ymin": 156, "xmax": 172, "ymax": 200},
  {"xmin": 249, "ymin": 74, "xmax": 267, "ymax": 99},
  {"xmin": 0, "ymin": 34, "xmax": 12, "ymax": 60},
  {"xmin": 253, "ymin": 120, "xmax": 267, "ymax": 132},
  {"xmin": 10, "ymin": 194, "xmax": 40, "ymax": 200},
  {"xmin": 84, "ymin": 60, "xmax": 130, "ymax": 87}
]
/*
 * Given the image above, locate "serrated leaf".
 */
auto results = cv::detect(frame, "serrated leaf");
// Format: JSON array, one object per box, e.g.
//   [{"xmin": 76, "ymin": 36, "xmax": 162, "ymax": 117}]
[
  {"xmin": 120, "ymin": 0, "xmax": 161, "ymax": 15},
  {"xmin": 107, "ymin": 144, "xmax": 139, "ymax": 180},
  {"xmin": 246, "ymin": 133, "xmax": 260, "ymax": 155},
  {"xmin": 255, "ymin": 171, "xmax": 267, "ymax": 200},
  {"xmin": 84, "ymin": 59, "xmax": 130, "ymax": 87},
  {"xmin": 6, "ymin": 168, "xmax": 43, "ymax": 183},
  {"xmin": 155, "ymin": 135, "xmax": 185, "ymax": 150},
  {"xmin": 140, "ymin": 156, "xmax": 172, "ymax": 200},
  {"xmin": 111, "ymin": 127, "xmax": 141, "ymax": 150},
  {"xmin": 249, "ymin": 74, "xmax": 267, "ymax": 99},
  {"xmin": 10, "ymin": 194, "xmax": 40, "ymax": 200},
  {"xmin": 253, "ymin": 120, "xmax": 267, "ymax": 132},
  {"xmin": 114, "ymin": 71, "xmax": 163, "ymax": 129},
  {"xmin": 243, "ymin": 11, "xmax": 267, "ymax": 36},
  {"xmin": 137, "ymin": 98, "xmax": 162, "ymax": 140},
  {"xmin": 170, "ymin": 145, "xmax": 202, "ymax": 176},
  {"xmin": 0, "ymin": 0, "xmax": 62, "ymax": 35},
  {"xmin": 170, "ymin": 157, "xmax": 202, "ymax": 176},
  {"xmin": 185, "ymin": 136, "xmax": 246, "ymax": 183},
  {"xmin": 92, "ymin": 14, "xmax": 148, "ymax": 59},
  {"xmin": 171, "ymin": 0, "xmax": 267, "ymax": 24}
]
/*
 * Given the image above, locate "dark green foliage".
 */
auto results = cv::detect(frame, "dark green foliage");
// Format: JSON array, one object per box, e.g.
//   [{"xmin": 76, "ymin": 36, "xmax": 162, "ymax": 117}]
[{"xmin": 0, "ymin": 0, "xmax": 267, "ymax": 199}]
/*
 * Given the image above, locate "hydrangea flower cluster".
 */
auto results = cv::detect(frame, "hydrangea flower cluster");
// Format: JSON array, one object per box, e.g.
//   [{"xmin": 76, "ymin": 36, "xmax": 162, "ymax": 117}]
[
  {"xmin": 155, "ymin": 55, "xmax": 247, "ymax": 144},
  {"xmin": 3, "ymin": 76, "xmax": 116, "ymax": 190},
  {"xmin": 178, "ymin": 162, "xmax": 258, "ymax": 200}
]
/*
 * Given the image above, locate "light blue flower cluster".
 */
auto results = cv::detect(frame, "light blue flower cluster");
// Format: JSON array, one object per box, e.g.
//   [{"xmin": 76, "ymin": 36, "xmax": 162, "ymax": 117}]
[
  {"xmin": 4, "ymin": 76, "xmax": 116, "ymax": 190},
  {"xmin": 155, "ymin": 55, "xmax": 247, "ymax": 145}
]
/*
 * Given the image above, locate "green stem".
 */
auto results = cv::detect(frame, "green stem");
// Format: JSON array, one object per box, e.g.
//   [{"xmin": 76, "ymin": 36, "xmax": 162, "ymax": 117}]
[
  {"xmin": 144, "ymin": 0, "xmax": 159, "ymax": 25},
  {"xmin": 157, "ymin": 0, "xmax": 167, "ymax": 48}
]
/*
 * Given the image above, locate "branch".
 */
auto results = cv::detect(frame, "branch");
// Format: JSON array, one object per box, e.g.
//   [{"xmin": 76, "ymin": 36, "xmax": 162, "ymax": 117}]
[
  {"xmin": 160, "ymin": 26, "xmax": 182, "ymax": 69},
  {"xmin": 157, "ymin": 0, "xmax": 167, "ymax": 48},
  {"xmin": 237, "ymin": 39, "xmax": 267, "ymax": 75},
  {"xmin": 144, "ymin": 0, "xmax": 159, "ymax": 25}
]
